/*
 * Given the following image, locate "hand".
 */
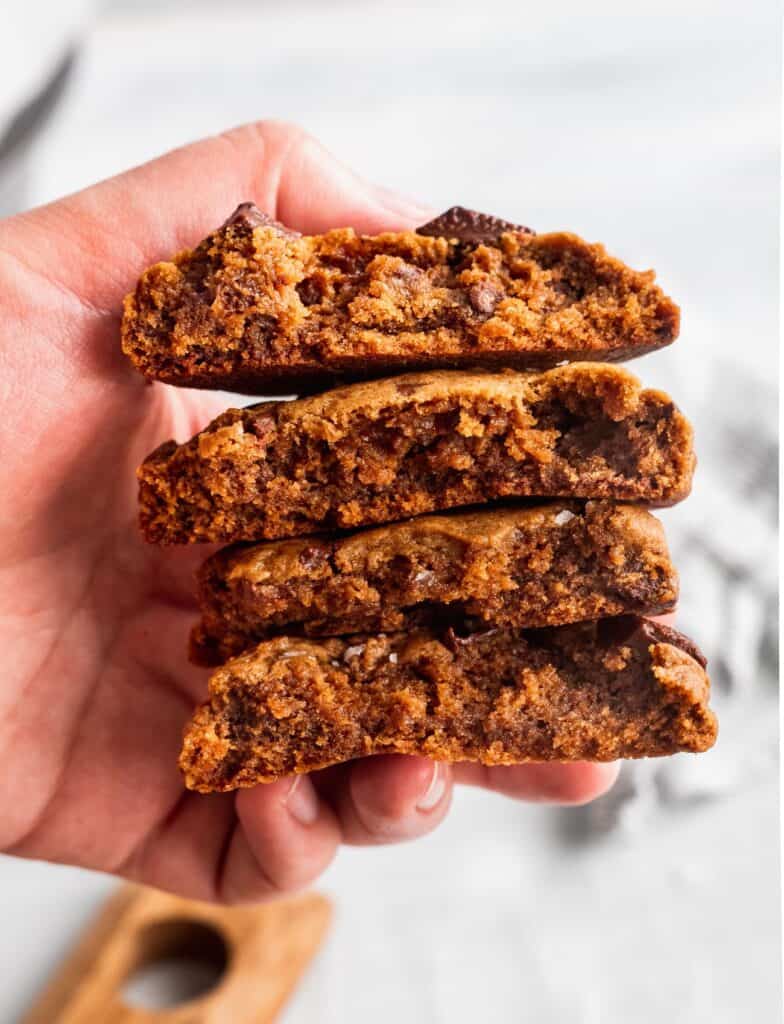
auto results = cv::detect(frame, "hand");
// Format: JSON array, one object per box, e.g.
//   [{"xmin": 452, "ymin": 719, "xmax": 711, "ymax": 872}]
[{"xmin": 0, "ymin": 122, "xmax": 618, "ymax": 903}]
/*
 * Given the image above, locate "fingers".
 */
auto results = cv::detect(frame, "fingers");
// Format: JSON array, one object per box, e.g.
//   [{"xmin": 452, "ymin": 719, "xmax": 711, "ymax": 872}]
[
  {"xmin": 183, "ymin": 756, "xmax": 615, "ymax": 903},
  {"xmin": 453, "ymin": 761, "xmax": 620, "ymax": 806},
  {"xmin": 268, "ymin": 127, "xmax": 434, "ymax": 234},
  {"xmin": 314, "ymin": 754, "xmax": 453, "ymax": 846},
  {"xmin": 1, "ymin": 120, "xmax": 433, "ymax": 312},
  {"xmin": 139, "ymin": 757, "xmax": 613, "ymax": 904},
  {"xmin": 132, "ymin": 756, "xmax": 615, "ymax": 904},
  {"xmin": 195, "ymin": 755, "xmax": 453, "ymax": 902},
  {"xmin": 219, "ymin": 776, "xmax": 341, "ymax": 904}
]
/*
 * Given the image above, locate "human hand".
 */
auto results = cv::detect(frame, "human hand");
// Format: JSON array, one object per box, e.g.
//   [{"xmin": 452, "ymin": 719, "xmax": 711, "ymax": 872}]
[{"xmin": 0, "ymin": 121, "xmax": 618, "ymax": 902}]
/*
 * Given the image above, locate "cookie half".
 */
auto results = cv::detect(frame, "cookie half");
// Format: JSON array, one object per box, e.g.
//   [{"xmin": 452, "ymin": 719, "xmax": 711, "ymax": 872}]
[
  {"xmin": 191, "ymin": 501, "xmax": 678, "ymax": 664},
  {"xmin": 122, "ymin": 204, "xmax": 679, "ymax": 392},
  {"xmin": 179, "ymin": 616, "xmax": 717, "ymax": 791},
  {"xmin": 138, "ymin": 364, "xmax": 695, "ymax": 544}
]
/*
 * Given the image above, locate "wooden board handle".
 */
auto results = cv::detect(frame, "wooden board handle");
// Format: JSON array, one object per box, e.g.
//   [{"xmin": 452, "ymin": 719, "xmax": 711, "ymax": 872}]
[{"xmin": 22, "ymin": 885, "xmax": 331, "ymax": 1023}]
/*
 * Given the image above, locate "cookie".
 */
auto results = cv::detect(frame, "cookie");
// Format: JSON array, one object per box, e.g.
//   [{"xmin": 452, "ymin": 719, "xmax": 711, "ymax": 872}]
[
  {"xmin": 179, "ymin": 616, "xmax": 717, "ymax": 791},
  {"xmin": 121, "ymin": 204, "xmax": 679, "ymax": 393},
  {"xmin": 138, "ymin": 364, "xmax": 695, "ymax": 545},
  {"xmin": 191, "ymin": 501, "xmax": 678, "ymax": 664}
]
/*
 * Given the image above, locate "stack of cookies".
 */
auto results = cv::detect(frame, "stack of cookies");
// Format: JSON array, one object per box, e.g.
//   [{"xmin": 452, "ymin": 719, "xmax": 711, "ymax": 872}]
[{"xmin": 122, "ymin": 204, "xmax": 717, "ymax": 793}]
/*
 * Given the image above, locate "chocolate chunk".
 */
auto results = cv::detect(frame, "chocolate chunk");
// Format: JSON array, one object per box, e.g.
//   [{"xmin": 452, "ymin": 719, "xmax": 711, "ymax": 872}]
[
  {"xmin": 417, "ymin": 206, "xmax": 534, "ymax": 245},
  {"xmin": 249, "ymin": 413, "xmax": 276, "ymax": 442},
  {"xmin": 468, "ymin": 282, "xmax": 503, "ymax": 315},
  {"xmin": 296, "ymin": 277, "xmax": 324, "ymax": 306},
  {"xmin": 221, "ymin": 202, "xmax": 301, "ymax": 238},
  {"xmin": 598, "ymin": 615, "xmax": 707, "ymax": 668}
]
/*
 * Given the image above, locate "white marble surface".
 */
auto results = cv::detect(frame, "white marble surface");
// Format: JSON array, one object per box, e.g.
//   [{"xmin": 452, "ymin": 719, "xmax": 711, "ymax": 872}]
[{"xmin": 2, "ymin": 0, "xmax": 780, "ymax": 1020}]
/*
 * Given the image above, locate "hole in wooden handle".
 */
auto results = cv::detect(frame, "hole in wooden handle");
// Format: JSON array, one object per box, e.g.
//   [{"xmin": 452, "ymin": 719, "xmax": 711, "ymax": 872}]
[{"xmin": 120, "ymin": 918, "xmax": 230, "ymax": 1012}]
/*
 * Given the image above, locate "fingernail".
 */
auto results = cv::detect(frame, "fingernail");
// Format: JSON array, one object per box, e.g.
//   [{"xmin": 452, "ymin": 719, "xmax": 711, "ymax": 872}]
[
  {"xmin": 416, "ymin": 762, "xmax": 448, "ymax": 813},
  {"xmin": 285, "ymin": 775, "xmax": 319, "ymax": 826}
]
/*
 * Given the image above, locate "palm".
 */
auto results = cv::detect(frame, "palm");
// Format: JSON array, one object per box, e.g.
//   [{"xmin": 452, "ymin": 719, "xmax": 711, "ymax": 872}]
[
  {"xmin": 0, "ymin": 123, "xmax": 616, "ymax": 902},
  {"xmin": 0, "ymin": 240, "xmax": 225, "ymax": 883}
]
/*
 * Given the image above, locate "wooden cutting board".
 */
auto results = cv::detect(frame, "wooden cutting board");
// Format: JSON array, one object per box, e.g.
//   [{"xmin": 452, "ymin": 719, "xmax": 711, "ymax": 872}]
[{"xmin": 22, "ymin": 884, "xmax": 331, "ymax": 1023}]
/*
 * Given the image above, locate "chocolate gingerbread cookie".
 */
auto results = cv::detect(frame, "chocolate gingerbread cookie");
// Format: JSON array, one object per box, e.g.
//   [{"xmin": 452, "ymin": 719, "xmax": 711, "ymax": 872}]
[
  {"xmin": 122, "ymin": 204, "xmax": 679, "ymax": 392},
  {"xmin": 191, "ymin": 501, "xmax": 678, "ymax": 664},
  {"xmin": 179, "ymin": 616, "xmax": 717, "ymax": 791},
  {"xmin": 138, "ymin": 364, "xmax": 694, "ymax": 545}
]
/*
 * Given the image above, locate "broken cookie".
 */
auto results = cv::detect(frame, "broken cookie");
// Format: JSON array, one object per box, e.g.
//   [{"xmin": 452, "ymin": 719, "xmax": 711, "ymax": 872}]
[
  {"xmin": 138, "ymin": 364, "xmax": 695, "ymax": 545},
  {"xmin": 191, "ymin": 501, "xmax": 678, "ymax": 664},
  {"xmin": 122, "ymin": 204, "xmax": 679, "ymax": 392},
  {"xmin": 179, "ymin": 616, "xmax": 717, "ymax": 791}
]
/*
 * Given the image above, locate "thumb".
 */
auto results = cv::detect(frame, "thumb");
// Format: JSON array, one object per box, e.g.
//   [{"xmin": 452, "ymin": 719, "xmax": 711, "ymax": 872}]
[
  {"xmin": 0, "ymin": 120, "xmax": 435, "ymax": 312},
  {"xmin": 267, "ymin": 122, "xmax": 436, "ymax": 234}
]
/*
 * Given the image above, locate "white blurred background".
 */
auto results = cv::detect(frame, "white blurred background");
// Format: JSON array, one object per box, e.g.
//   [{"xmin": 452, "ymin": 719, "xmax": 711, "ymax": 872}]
[{"xmin": 1, "ymin": 0, "xmax": 780, "ymax": 1020}]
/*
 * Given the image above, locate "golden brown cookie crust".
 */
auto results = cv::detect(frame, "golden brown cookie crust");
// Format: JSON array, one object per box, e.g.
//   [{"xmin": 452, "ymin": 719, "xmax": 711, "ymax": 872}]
[
  {"xmin": 179, "ymin": 617, "xmax": 717, "ymax": 792},
  {"xmin": 191, "ymin": 501, "xmax": 679, "ymax": 664},
  {"xmin": 121, "ymin": 205, "xmax": 679, "ymax": 393},
  {"xmin": 137, "ymin": 364, "xmax": 695, "ymax": 545}
]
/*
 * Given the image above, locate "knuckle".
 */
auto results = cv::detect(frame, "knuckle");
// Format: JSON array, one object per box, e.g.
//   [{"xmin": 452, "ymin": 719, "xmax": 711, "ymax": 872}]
[
  {"xmin": 221, "ymin": 863, "xmax": 304, "ymax": 906},
  {"xmin": 217, "ymin": 119, "xmax": 309, "ymax": 157}
]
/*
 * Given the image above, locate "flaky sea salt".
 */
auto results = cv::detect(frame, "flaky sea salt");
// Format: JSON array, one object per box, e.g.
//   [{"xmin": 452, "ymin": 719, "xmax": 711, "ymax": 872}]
[
  {"xmin": 413, "ymin": 570, "xmax": 436, "ymax": 585},
  {"xmin": 554, "ymin": 509, "xmax": 576, "ymax": 526}
]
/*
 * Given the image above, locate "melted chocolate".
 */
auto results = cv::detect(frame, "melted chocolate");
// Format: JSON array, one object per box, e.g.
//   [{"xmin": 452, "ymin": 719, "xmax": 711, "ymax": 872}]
[{"xmin": 598, "ymin": 615, "xmax": 707, "ymax": 668}]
